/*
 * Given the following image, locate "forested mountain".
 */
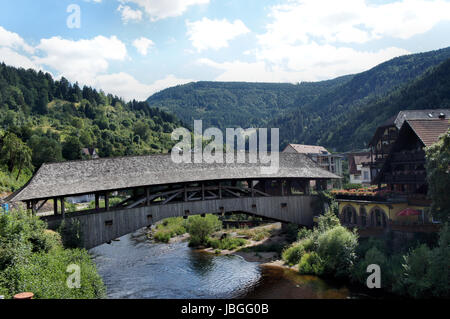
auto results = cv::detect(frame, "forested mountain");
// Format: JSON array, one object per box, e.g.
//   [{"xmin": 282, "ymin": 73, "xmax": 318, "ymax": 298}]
[
  {"xmin": 313, "ymin": 57, "xmax": 450, "ymax": 150},
  {"xmin": 271, "ymin": 47, "xmax": 450, "ymax": 150},
  {"xmin": 147, "ymin": 77, "xmax": 351, "ymax": 129},
  {"xmin": 147, "ymin": 46, "xmax": 450, "ymax": 151},
  {"xmin": 0, "ymin": 63, "xmax": 182, "ymax": 192}
]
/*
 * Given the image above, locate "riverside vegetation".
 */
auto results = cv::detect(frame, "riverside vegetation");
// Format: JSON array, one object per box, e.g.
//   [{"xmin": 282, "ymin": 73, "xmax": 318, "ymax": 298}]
[
  {"xmin": 151, "ymin": 215, "xmax": 249, "ymax": 251},
  {"xmin": 281, "ymin": 211, "xmax": 450, "ymax": 299},
  {"xmin": 0, "ymin": 209, "xmax": 106, "ymax": 299}
]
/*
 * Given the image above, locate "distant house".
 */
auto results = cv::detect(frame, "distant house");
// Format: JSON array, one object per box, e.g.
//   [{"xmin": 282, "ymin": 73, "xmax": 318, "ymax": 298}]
[
  {"xmin": 81, "ymin": 148, "xmax": 99, "ymax": 160},
  {"xmin": 348, "ymin": 152, "xmax": 372, "ymax": 185},
  {"xmin": 336, "ymin": 114, "xmax": 449, "ymax": 233},
  {"xmin": 368, "ymin": 109, "xmax": 450, "ymax": 182},
  {"xmin": 282, "ymin": 144, "xmax": 344, "ymax": 188}
]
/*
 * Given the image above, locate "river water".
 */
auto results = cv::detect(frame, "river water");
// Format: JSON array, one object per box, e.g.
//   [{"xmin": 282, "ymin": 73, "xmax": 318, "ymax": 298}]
[{"xmin": 90, "ymin": 230, "xmax": 363, "ymax": 299}]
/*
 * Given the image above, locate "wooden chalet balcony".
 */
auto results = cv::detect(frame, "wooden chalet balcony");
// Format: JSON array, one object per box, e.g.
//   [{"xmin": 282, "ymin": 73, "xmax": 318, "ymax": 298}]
[
  {"xmin": 391, "ymin": 150, "xmax": 426, "ymax": 163},
  {"xmin": 384, "ymin": 171, "xmax": 426, "ymax": 184}
]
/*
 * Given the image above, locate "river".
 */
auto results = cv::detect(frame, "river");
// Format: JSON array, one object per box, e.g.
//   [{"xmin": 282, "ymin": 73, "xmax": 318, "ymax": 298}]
[{"xmin": 90, "ymin": 229, "xmax": 365, "ymax": 299}]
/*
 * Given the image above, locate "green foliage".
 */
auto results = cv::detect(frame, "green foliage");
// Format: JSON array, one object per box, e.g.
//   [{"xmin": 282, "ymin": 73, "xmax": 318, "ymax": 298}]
[
  {"xmin": 396, "ymin": 224, "xmax": 450, "ymax": 298},
  {"xmin": 62, "ymin": 136, "xmax": 82, "ymax": 161},
  {"xmin": 0, "ymin": 63, "xmax": 183, "ymax": 192},
  {"xmin": 236, "ymin": 226, "xmax": 272, "ymax": 241},
  {"xmin": 425, "ymin": 129, "xmax": 450, "ymax": 222},
  {"xmin": 186, "ymin": 215, "xmax": 222, "ymax": 247},
  {"xmin": 57, "ymin": 219, "xmax": 83, "ymax": 249},
  {"xmin": 352, "ymin": 247, "xmax": 391, "ymax": 288},
  {"xmin": 207, "ymin": 237, "xmax": 247, "ymax": 250},
  {"xmin": 0, "ymin": 209, "xmax": 105, "ymax": 298},
  {"xmin": 0, "ymin": 132, "xmax": 33, "ymax": 179},
  {"xmin": 316, "ymin": 226, "xmax": 358, "ymax": 278},
  {"xmin": 343, "ymin": 183, "xmax": 365, "ymax": 190},
  {"xmin": 0, "ymin": 167, "xmax": 32, "ymax": 192},
  {"xmin": 153, "ymin": 217, "xmax": 187, "ymax": 243},
  {"xmin": 317, "ymin": 210, "xmax": 341, "ymax": 233},
  {"xmin": 298, "ymin": 252, "xmax": 324, "ymax": 275},
  {"xmin": 282, "ymin": 242, "xmax": 306, "ymax": 266}
]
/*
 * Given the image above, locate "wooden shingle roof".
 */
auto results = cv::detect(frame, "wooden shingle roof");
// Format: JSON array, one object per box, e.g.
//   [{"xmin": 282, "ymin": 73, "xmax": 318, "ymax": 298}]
[
  {"xmin": 407, "ymin": 119, "xmax": 450, "ymax": 147},
  {"xmin": 7, "ymin": 152, "xmax": 340, "ymax": 202}
]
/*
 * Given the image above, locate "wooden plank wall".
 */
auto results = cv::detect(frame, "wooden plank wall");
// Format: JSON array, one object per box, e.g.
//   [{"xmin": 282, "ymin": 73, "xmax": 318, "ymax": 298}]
[{"xmin": 44, "ymin": 195, "xmax": 316, "ymax": 249}]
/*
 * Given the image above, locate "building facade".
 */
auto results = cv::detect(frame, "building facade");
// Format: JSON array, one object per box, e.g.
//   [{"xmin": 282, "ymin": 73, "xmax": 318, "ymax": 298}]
[
  {"xmin": 283, "ymin": 144, "xmax": 344, "ymax": 177},
  {"xmin": 336, "ymin": 112, "xmax": 449, "ymax": 234},
  {"xmin": 348, "ymin": 152, "xmax": 372, "ymax": 185}
]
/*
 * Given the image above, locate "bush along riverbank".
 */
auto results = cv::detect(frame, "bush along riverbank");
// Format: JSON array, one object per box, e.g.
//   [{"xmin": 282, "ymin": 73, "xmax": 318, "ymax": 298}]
[
  {"xmin": 281, "ymin": 211, "xmax": 450, "ymax": 299},
  {"xmin": 149, "ymin": 215, "xmax": 294, "ymax": 261},
  {"xmin": 0, "ymin": 209, "xmax": 106, "ymax": 299}
]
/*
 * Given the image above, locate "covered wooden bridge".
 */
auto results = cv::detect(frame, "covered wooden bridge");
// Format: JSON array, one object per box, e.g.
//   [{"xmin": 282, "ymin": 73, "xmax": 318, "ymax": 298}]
[{"xmin": 7, "ymin": 152, "xmax": 340, "ymax": 249}]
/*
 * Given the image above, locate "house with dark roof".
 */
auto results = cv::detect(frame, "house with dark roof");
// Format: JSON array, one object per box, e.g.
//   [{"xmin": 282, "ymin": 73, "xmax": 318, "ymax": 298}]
[
  {"xmin": 335, "ymin": 112, "xmax": 449, "ymax": 234},
  {"xmin": 368, "ymin": 109, "xmax": 450, "ymax": 182}
]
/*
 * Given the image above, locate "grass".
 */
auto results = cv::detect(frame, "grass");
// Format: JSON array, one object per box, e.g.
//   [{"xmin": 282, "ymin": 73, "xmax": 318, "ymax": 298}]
[
  {"xmin": 153, "ymin": 217, "xmax": 187, "ymax": 243},
  {"xmin": 207, "ymin": 237, "xmax": 247, "ymax": 250},
  {"xmin": 236, "ymin": 226, "xmax": 274, "ymax": 241}
]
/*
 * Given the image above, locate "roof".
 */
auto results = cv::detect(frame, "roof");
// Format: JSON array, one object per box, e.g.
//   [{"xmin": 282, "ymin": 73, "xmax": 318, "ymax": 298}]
[
  {"xmin": 394, "ymin": 109, "xmax": 450, "ymax": 129},
  {"xmin": 369, "ymin": 109, "xmax": 450, "ymax": 146},
  {"xmin": 406, "ymin": 119, "xmax": 450, "ymax": 147},
  {"xmin": 373, "ymin": 118, "xmax": 449, "ymax": 184},
  {"xmin": 6, "ymin": 152, "xmax": 340, "ymax": 202},
  {"xmin": 348, "ymin": 153, "xmax": 371, "ymax": 175},
  {"xmin": 283, "ymin": 144, "xmax": 330, "ymax": 155}
]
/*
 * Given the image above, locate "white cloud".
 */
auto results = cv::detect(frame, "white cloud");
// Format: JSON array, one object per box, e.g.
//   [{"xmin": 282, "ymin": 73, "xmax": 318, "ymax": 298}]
[
  {"xmin": 186, "ymin": 18, "xmax": 250, "ymax": 52},
  {"xmin": 117, "ymin": 4, "xmax": 143, "ymax": 23},
  {"xmin": 199, "ymin": 45, "xmax": 410, "ymax": 83},
  {"xmin": 94, "ymin": 72, "xmax": 192, "ymax": 100},
  {"xmin": 0, "ymin": 26, "xmax": 34, "ymax": 53},
  {"xmin": 35, "ymin": 35, "xmax": 127, "ymax": 84},
  {"xmin": 258, "ymin": 0, "xmax": 450, "ymax": 47},
  {"xmin": 133, "ymin": 37, "xmax": 154, "ymax": 55},
  {"xmin": 0, "ymin": 47, "xmax": 39, "ymax": 70},
  {"xmin": 119, "ymin": 0, "xmax": 209, "ymax": 21}
]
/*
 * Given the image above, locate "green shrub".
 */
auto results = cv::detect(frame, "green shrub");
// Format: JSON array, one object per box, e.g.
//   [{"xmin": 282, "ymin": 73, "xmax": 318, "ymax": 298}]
[
  {"xmin": 0, "ymin": 209, "xmax": 106, "ymax": 299},
  {"xmin": 57, "ymin": 219, "xmax": 83, "ymax": 248},
  {"xmin": 317, "ymin": 210, "xmax": 341, "ymax": 232},
  {"xmin": 1, "ymin": 248, "xmax": 105, "ymax": 299},
  {"xmin": 297, "ymin": 227, "xmax": 312, "ymax": 241},
  {"xmin": 356, "ymin": 237, "xmax": 387, "ymax": 258},
  {"xmin": 352, "ymin": 247, "xmax": 393, "ymax": 288},
  {"xmin": 317, "ymin": 225, "xmax": 358, "ymax": 278},
  {"xmin": 282, "ymin": 242, "xmax": 305, "ymax": 266},
  {"xmin": 298, "ymin": 252, "xmax": 324, "ymax": 275},
  {"xmin": 187, "ymin": 215, "xmax": 222, "ymax": 247},
  {"xmin": 153, "ymin": 231, "xmax": 171, "ymax": 243}
]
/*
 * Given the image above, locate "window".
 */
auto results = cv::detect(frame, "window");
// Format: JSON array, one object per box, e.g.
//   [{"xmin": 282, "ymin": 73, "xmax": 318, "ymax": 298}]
[{"xmin": 363, "ymin": 171, "xmax": 369, "ymax": 180}]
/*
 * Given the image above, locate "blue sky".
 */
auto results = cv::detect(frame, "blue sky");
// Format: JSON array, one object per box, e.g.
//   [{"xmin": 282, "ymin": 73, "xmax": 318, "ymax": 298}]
[{"xmin": 1, "ymin": 0, "xmax": 450, "ymax": 100}]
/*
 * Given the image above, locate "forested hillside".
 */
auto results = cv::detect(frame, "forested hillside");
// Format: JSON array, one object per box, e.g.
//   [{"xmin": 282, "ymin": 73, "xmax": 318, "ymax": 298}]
[
  {"xmin": 147, "ymin": 77, "xmax": 351, "ymax": 129},
  {"xmin": 315, "ymin": 57, "xmax": 450, "ymax": 150},
  {"xmin": 271, "ymin": 47, "xmax": 450, "ymax": 150},
  {"xmin": 147, "ymin": 46, "xmax": 450, "ymax": 151},
  {"xmin": 0, "ymin": 63, "xmax": 182, "ymax": 192}
]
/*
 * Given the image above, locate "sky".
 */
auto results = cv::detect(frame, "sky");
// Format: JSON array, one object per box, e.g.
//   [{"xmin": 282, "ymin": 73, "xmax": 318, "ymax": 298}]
[{"xmin": 1, "ymin": 0, "xmax": 450, "ymax": 101}]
